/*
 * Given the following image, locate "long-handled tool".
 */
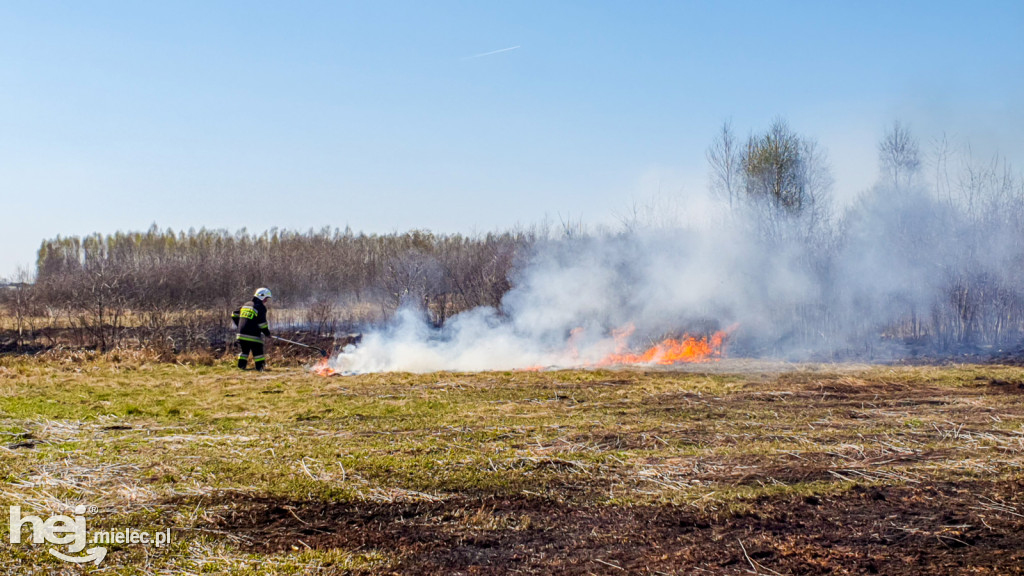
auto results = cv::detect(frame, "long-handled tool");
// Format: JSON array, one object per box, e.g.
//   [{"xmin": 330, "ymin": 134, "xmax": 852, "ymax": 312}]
[{"xmin": 271, "ymin": 336, "xmax": 329, "ymax": 357}]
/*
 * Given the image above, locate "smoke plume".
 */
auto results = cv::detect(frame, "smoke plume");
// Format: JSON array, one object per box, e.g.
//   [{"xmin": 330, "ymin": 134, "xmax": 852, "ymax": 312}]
[{"xmin": 328, "ymin": 130, "xmax": 1024, "ymax": 374}]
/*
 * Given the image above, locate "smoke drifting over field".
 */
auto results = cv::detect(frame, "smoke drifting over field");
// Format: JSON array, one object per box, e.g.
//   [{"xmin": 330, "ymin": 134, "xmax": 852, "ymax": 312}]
[
  {"xmin": 328, "ymin": 216, "xmax": 800, "ymax": 373},
  {"xmin": 328, "ymin": 127, "xmax": 1024, "ymax": 374},
  {"xmin": 330, "ymin": 226, "xmax": 741, "ymax": 373}
]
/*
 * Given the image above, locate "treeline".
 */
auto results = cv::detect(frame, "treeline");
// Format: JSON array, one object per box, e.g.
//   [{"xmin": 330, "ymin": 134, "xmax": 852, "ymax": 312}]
[
  {"xmin": 2, "ymin": 227, "xmax": 533, "ymax": 352},
  {"xmin": 704, "ymin": 119, "xmax": 1024, "ymax": 356}
]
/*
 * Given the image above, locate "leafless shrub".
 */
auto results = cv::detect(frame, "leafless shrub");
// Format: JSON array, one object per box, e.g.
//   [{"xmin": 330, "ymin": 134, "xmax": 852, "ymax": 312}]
[{"xmin": 8, "ymin": 226, "xmax": 534, "ymax": 354}]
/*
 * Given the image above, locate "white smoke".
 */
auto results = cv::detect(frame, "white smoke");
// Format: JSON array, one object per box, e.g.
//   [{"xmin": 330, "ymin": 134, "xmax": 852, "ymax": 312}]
[
  {"xmin": 327, "ymin": 212, "xmax": 806, "ymax": 374},
  {"xmin": 327, "ymin": 131, "xmax": 1024, "ymax": 374}
]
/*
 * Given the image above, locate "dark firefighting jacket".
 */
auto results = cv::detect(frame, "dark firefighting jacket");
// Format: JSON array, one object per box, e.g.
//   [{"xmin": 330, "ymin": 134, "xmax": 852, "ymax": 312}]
[{"xmin": 232, "ymin": 297, "xmax": 271, "ymax": 343}]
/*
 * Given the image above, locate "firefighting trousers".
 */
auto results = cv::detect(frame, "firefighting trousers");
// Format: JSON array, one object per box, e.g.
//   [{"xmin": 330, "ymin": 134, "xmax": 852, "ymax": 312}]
[{"xmin": 237, "ymin": 340, "xmax": 265, "ymax": 370}]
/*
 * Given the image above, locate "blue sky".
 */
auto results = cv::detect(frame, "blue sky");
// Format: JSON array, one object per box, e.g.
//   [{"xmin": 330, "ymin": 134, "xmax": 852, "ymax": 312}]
[{"xmin": 2, "ymin": 1, "xmax": 1022, "ymax": 278}]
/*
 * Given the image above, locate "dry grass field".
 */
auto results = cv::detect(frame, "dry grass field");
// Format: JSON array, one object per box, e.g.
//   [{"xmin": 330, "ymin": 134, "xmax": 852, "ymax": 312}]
[{"xmin": 1, "ymin": 355, "xmax": 1023, "ymax": 574}]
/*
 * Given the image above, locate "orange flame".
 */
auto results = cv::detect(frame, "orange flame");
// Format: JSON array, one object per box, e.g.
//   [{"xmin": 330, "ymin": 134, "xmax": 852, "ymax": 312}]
[
  {"xmin": 517, "ymin": 324, "xmax": 730, "ymax": 372},
  {"xmin": 313, "ymin": 323, "xmax": 732, "ymax": 375},
  {"xmin": 597, "ymin": 330, "xmax": 726, "ymax": 366},
  {"xmin": 311, "ymin": 357, "xmax": 336, "ymax": 376}
]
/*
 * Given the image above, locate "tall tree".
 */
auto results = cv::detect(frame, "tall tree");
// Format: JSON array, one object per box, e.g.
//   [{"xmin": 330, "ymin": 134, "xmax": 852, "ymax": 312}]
[
  {"xmin": 878, "ymin": 121, "xmax": 921, "ymax": 189},
  {"xmin": 706, "ymin": 120, "xmax": 740, "ymax": 208},
  {"xmin": 742, "ymin": 118, "xmax": 805, "ymax": 214}
]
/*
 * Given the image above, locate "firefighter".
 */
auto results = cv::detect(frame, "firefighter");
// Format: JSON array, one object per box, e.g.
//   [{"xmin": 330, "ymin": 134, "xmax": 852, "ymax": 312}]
[{"xmin": 232, "ymin": 287, "xmax": 273, "ymax": 370}]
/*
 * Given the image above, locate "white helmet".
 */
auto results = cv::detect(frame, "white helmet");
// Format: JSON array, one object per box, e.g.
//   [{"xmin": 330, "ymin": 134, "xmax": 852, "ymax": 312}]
[{"xmin": 254, "ymin": 287, "xmax": 273, "ymax": 301}]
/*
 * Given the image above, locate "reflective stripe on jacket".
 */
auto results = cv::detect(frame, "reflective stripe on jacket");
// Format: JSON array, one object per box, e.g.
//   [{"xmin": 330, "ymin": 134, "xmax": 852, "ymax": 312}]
[{"xmin": 232, "ymin": 297, "xmax": 270, "ymax": 341}]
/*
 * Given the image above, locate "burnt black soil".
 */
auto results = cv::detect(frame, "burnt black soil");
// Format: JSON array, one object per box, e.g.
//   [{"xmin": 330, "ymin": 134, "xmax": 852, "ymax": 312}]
[{"xmin": 176, "ymin": 477, "xmax": 1024, "ymax": 575}]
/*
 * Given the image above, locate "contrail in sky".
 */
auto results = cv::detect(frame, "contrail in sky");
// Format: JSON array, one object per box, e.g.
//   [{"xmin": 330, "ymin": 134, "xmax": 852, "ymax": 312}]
[{"xmin": 462, "ymin": 45, "xmax": 521, "ymax": 60}]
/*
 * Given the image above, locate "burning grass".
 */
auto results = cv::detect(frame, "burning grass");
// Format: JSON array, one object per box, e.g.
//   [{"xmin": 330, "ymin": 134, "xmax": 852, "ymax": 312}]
[
  {"xmin": 1, "ymin": 356, "xmax": 1023, "ymax": 574},
  {"xmin": 320, "ymin": 323, "xmax": 733, "ymax": 375}
]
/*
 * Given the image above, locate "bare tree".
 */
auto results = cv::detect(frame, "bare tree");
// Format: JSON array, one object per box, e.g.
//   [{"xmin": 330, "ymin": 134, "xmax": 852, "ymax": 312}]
[
  {"xmin": 706, "ymin": 120, "xmax": 741, "ymax": 208},
  {"xmin": 933, "ymin": 132, "xmax": 954, "ymax": 207},
  {"xmin": 879, "ymin": 121, "xmax": 921, "ymax": 189},
  {"xmin": 1, "ymin": 268, "xmax": 38, "ymax": 351},
  {"xmin": 797, "ymin": 138, "xmax": 835, "ymax": 238}
]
